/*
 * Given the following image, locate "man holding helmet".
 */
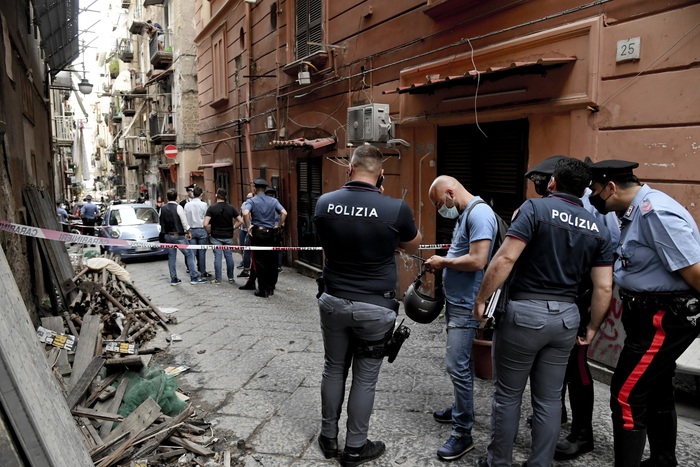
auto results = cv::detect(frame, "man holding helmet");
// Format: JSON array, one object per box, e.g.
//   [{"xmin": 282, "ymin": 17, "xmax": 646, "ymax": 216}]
[
  {"xmin": 423, "ymin": 175, "xmax": 497, "ymax": 461},
  {"xmin": 313, "ymin": 144, "xmax": 421, "ymax": 466}
]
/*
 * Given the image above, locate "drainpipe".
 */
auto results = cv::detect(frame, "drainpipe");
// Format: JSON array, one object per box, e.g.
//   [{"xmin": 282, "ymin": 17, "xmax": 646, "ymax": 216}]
[
  {"xmin": 244, "ymin": 2, "xmax": 254, "ymax": 191},
  {"xmin": 417, "ymin": 152, "xmax": 432, "ymax": 234}
]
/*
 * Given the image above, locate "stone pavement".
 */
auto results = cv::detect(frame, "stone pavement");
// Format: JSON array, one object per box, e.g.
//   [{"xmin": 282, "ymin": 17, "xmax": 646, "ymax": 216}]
[{"xmin": 127, "ymin": 253, "xmax": 700, "ymax": 466}]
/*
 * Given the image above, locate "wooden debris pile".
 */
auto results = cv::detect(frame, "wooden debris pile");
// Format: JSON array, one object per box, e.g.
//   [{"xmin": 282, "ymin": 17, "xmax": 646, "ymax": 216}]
[{"xmin": 38, "ymin": 254, "xmax": 230, "ymax": 466}]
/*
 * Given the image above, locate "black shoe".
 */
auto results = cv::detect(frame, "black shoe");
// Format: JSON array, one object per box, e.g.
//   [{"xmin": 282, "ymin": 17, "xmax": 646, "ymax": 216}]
[
  {"xmin": 318, "ymin": 434, "xmax": 338, "ymax": 459},
  {"xmin": 201, "ymin": 272, "xmax": 212, "ymax": 278},
  {"xmin": 239, "ymin": 283, "xmax": 256, "ymax": 290},
  {"xmin": 475, "ymin": 457, "xmax": 489, "ymax": 467},
  {"xmin": 341, "ymin": 440, "xmax": 385, "ymax": 467},
  {"xmin": 254, "ymin": 290, "xmax": 269, "ymax": 298},
  {"xmin": 433, "ymin": 406, "xmax": 453, "ymax": 424},
  {"xmin": 237, "ymin": 270, "xmax": 249, "ymax": 278},
  {"xmin": 437, "ymin": 435, "xmax": 474, "ymax": 460},
  {"xmin": 554, "ymin": 432, "xmax": 594, "ymax": 461}
]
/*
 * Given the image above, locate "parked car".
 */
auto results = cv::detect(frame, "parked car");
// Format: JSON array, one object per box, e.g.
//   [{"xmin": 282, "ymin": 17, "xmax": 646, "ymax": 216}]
[{"xmin": 98, "ymin": 204, "xmax": 167, "ymax": 261}]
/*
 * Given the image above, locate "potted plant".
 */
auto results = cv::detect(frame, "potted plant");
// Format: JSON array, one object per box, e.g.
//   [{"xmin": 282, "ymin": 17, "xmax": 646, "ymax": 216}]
[{"xmin": 109, "ymin": 58, "xmax": 119, "ymax": 79}]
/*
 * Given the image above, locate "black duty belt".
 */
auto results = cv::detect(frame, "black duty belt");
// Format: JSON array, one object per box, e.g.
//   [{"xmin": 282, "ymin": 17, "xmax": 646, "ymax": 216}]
[
  {"xmin": 510, "ymin": 292, "xmax": 576, "ymax": 303},
  {"xmin": 620, "ymin": 289, "xmax": 695, "ymax": 300},
  {"xmin": 325, "ymin": 287, "xmax": 399, "ymax": 312},
  {"xmin": 252, "ymin": 226, "xmax": 278, "ymax": 233}
]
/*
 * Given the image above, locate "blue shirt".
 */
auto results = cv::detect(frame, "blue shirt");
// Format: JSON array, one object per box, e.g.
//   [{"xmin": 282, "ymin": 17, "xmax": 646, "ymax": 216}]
[
  {"xmin": 615, "ymin": 184, "xmax": 700, "ymax": 292},
  {"xmin": 243, "ymin": 193, "xmax": 284, "ymax": 228},
  {"xmin": 443, "ymin": 197, "xmax": 497, "ymax": 309},
  {"xmin": 507, "ymin": 193, "xmax": 614, "ymax": 298},
  {"xmin": 56, "ymin": 207, "xmax": 68, "ymax": 223},
  {"xmin": 80, "ymin": 202, "xmax": 100, "ymax": 219}
]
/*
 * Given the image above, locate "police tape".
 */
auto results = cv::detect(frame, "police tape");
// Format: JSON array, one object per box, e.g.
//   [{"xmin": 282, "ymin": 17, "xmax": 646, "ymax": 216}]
[{"xmin": 1, "ymin": 220, "xmax": 449, "ymax": 252}]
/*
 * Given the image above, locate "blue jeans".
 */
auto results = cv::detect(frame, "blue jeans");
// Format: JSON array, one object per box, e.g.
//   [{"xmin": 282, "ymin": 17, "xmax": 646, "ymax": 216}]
[
  {"xmin": 238, "ymin": 228, "xmax": 251, "ymax": 268},
  {"xmin": 318, "ymin": 293, "xmax": 396, "ymax": 448},
  {"xmin": 189, "ymin": 227, "xmax": 209, "ymax": 274},
  {"xmin": 164, "ymin": 234, "xmax": 197, "ymax": 282},
  {"xmin": 210, "ymin": 236, "xmax": 234, "ymax": 281},
  {"xmin": 445, "ymin": 301, "xmax": 479, "ymax": 436}
]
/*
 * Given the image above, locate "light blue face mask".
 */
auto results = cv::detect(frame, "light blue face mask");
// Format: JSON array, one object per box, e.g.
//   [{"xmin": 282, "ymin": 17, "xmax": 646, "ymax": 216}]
[{"xmin": 438, "ymin": 203, "xmax": 459, "ymax": 219}]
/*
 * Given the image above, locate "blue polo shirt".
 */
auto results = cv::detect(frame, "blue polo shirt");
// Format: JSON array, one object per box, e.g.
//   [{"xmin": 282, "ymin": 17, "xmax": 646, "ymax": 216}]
[
  {"xmin": 243, "ymin": 193, "xmax": 284, "ymax": 228},
  {"xmin": 615, "ymin": 184, "xmax": 700, "ymax": 293},
  {"xmin": 443, "ymin": 197, "xmax": 497, "ymax": 309},
  {"xmin": 80, "ymin": 202, "xmax": 100, "ymax": 220},
  {"xmin": 507, "ymin": 193, "xmax": 614, "ymax": 298}
]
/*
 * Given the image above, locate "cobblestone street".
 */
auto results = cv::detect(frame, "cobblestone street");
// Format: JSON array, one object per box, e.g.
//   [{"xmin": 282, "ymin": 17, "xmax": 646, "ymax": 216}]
[{"xmin": 128, "ymin": 253, "xmax": 700, "ymax": 466}]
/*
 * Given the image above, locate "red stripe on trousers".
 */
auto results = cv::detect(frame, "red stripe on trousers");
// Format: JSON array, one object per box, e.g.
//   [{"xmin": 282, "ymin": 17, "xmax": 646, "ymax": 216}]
[{"xmin": 618, "ymin": 310, "xmax": 666, "ymax": 430}]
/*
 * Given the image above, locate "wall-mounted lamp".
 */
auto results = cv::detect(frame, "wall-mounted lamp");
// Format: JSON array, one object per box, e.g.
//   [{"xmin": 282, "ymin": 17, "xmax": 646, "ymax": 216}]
[
  {"xmin": 77, "ymin": 48, "xmax": 93, "ymax": 95},
  {"xmin": 139, "ymin": 130, "xmax": 147, "ymax": 141}
]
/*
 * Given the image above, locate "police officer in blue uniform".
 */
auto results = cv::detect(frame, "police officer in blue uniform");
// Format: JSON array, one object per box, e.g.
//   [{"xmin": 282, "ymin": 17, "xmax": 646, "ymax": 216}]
[
  {"xmin": 242, "ymin": 178, "xmax": 287, "ymax": 297},
  {"xmin": 588, "ymin": 160, "xmax": 700, "ymax": 467},
  {"xmin": 313, "ymin": 144, "xmax": 421, "ymax": 466},
  {"xmin": 473, "ymin": 158, "xmax": 614, "ymax": 467}
]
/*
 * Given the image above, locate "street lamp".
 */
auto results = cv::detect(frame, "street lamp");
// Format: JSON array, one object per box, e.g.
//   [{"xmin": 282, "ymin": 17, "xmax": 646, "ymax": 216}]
[{"xmin": 77, "ymin": 54, "xmax": 92, "ymax": 95}]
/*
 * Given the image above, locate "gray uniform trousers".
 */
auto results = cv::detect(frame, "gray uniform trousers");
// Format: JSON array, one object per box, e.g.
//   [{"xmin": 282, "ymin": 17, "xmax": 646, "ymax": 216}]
[
  {"xmin": 318, "ymin": 293, "xmax": 396, "ymax": 448},
  {"xmin": 487, "ymin": 299, "xmax": 579, "ymax": 467}
]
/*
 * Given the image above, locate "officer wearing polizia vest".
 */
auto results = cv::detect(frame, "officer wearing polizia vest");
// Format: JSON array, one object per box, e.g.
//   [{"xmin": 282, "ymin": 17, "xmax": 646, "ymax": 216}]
[
  {"xmin": 588, "ymin": 160, "xmax": 700, "ymax": 467},
  {"xmin": 313, "ymin": 144, "xmax": 421, "ymax": 466},
  {"xmin": 473, "ymin": 158, "xmax": 614, "ymax": 467}
]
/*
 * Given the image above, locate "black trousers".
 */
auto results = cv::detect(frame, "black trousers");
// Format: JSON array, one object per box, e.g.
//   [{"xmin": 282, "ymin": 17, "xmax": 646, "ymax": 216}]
[
  {"xmin": 611, "ymin": 299, "xmax": 699, "ymax": 429},
  {"xmin": 250, "ymin": 227, "xmax": 280, "ymax": 293},
  {"xmin": 562, "ymin": 343, "xmax": 594, "ymax": 434}
]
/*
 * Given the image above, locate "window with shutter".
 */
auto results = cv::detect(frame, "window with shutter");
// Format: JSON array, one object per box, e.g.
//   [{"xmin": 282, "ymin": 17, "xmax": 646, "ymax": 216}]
[
  {"xmin": 211, "ymin": 26, "xmax": 228, "ymax": 108},
  {"xmin": 297, "ymin": 157, "xmax": 323, "ymax": 268},
  {"xmin": 295, "ymin": 0, "xmax": 323, "ymax": 60},
  {"xmin": 436, "ymin": 119, "xmax": 529, "ymax": 245}
]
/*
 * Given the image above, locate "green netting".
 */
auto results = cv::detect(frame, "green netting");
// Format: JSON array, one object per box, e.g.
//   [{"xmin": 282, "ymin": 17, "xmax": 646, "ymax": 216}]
[{"xmin": 117, "ymin": 364, "xmax": 188, "ymax": 418}]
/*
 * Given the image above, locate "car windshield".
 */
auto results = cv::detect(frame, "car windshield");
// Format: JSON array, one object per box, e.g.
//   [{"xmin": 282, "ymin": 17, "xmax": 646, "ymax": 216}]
[{"xmin": 109, "ymin": 207, "xmax": 158, "ymax": 226}]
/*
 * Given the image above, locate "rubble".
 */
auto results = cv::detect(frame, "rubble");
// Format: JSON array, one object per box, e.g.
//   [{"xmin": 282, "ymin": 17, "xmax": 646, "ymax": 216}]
[{"xmin": 36, "ymin": 253, "xmax": 225, "ymax": 466}]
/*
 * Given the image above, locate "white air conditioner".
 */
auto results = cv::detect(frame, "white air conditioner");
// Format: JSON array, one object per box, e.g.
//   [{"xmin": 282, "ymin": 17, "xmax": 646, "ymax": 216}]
[{"xmin": 347, "ymin": 103, "xmax": 393, "ymax": 145}]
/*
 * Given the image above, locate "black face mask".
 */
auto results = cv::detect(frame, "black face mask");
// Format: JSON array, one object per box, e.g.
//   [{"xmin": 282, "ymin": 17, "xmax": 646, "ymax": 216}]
[
  {"xmin": 589, "ymin": 191, "xmax": 611, "ymax": 214},
  {"xmin": 533, "ymin": 180, "xmax": 550, "ymax": 197}
]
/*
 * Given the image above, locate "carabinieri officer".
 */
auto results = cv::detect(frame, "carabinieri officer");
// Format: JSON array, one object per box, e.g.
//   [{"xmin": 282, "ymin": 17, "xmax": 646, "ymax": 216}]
[{"xmin": 588, "ymin": 159, "xmax": 700, "ymax": 467}]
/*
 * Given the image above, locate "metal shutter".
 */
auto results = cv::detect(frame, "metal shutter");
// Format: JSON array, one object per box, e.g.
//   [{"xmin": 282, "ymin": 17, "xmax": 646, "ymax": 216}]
[{"xmin": 297, "ymin": 157, "xmax": 323, "ymax": 267}]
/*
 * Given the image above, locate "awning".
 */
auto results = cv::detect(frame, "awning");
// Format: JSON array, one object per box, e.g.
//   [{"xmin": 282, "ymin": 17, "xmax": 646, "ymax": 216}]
[
  {"xmin": 158, "ymin": 163, "xmax": 178, "ymax": 184},
  {"xmin": 198, "ymin": 162, "xmax": 232, "ymax": 170},
  {"xmin": 270, "ymin": 137, "xmax": 336, "ymax": 150},
  {"xmin": 35, "ymin": 0, "xmax": 80, "ymax": 73},
  {"xmin": 383, "ymin": 57, "xmax": 576, "ymax": 95}
]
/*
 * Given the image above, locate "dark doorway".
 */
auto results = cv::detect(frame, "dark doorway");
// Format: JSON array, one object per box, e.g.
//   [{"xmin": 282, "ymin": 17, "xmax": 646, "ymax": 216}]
[
  {"xmin": 297, "ymin": 157, "xmax": 323, "ymax": 268},
  {"xmin": 436, "ymin": 119, "xmax": 529, "ymax": 245}
]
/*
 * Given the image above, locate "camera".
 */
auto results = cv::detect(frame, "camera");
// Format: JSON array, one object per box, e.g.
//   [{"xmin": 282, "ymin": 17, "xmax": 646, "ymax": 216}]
[{"xmin": 384, "ymin": 319, "xmax": 410, "ymax": 363}]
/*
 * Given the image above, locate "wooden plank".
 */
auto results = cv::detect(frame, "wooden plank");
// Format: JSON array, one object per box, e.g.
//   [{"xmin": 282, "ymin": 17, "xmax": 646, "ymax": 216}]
[
  {"xmin": 100, "ymin": 377, "xmax": 129, "ymax": 439},
  {"xmin": 41, "ymin": 317, "xmax": 72, "ymax": 376},
  {"xmin": 72, "ymin": 407, "xmax": 124, "ymax": 422},
  {"xmin": 103, "ymin": 397, "xmax": 162, "ymax": 445},
  {"xmin": 0, "ymin": 240, "xmax": 94, "ymax": 465},
  {"xmin": 69, "ymin": 312, "xmax": 102, "ymax": 389},
  {"xmin": 132, "ymin": 405, "xmax": 193, "ymax": 459},
  {"xmin": 84, "ymin": 372, "xmax": 121, "ymax": 408},
  {"xmin": 169, "ymin": 435, "xmax": 214, "ymax": 457},
  {"xmin": 78, "ymin": 416, "xmax": 104, "ymax": 447},
  {"xmin": 66, "ymin": 356, "xmax": 105, "ymax": 409}
]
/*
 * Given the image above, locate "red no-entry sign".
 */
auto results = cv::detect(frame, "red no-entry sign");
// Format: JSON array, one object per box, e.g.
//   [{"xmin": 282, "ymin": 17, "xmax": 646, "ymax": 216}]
[{"xmin": 164, "ymin": 145, "xmax": 178, "ymax": 159}]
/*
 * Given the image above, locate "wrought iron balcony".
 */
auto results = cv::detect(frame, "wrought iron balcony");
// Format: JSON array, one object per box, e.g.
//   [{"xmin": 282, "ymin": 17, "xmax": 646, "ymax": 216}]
[
  {"xmin": 118, "ymin": 38, "xmax": 134, "ymax": 63},
  {"xmin": 149, "ymin": 31, "xmax": 172, "ymax": 69},
  {"xmin": 53, "ymin": 115, "xmax": 74, "ymax": 146}
]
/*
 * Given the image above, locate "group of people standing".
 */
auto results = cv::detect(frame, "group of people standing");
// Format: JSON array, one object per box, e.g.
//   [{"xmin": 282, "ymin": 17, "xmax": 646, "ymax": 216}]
[
  {"xmin": 312, "ymin": 144, "xmax": 700, "ymax": 467},
  {"xmin": 158, "ymin": 179, "xmax": 286, "ymax": 297}
]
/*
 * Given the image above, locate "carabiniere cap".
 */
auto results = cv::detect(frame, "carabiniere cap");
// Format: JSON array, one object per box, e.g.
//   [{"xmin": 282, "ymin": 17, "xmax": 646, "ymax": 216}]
[
  {"xmin": 253, "ymin": 177, "xmax": 268, "ymax": 187},
  {"xmin": 588, "ymin": 159, "xmax": 639, "ymax": 183}
]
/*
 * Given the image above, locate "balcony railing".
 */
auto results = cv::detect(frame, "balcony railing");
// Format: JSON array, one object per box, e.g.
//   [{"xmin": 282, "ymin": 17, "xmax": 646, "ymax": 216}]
[
  {"xmin": 149, "ymin": 31, "xmax": 173, "ymax": 69},
  {"xmin": 148, "ymin": 109, "xmax": 176, "ymax": 145},
  {"xmin": 118, "ymin": 38, "xmax": 134, "ymax": 63},
  {"xmin": 53, "ymin": 116, "xmax": 74, "ymax": 145}
]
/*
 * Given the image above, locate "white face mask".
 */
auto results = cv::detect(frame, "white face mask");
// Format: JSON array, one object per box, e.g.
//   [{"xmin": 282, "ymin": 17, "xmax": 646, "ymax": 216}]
[{"xmin": 438, "ymin": 202, "xmax": 459, "ymax": 219}]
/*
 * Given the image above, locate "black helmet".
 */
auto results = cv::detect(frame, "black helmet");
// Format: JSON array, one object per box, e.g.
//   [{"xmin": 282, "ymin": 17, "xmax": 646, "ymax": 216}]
[{"xmin": 403, "ymin": 271, "xmax": 444, "ymax": 324}]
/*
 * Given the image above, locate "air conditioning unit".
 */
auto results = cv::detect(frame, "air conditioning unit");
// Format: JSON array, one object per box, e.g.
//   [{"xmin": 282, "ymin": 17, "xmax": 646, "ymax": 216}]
[{"xmin": 347, "ymin": 103, "xmax": 393, "ymax": 145}]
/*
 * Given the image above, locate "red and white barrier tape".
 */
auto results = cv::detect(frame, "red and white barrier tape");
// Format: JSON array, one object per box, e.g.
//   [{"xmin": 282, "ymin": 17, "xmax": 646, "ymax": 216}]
[{"xmin": 1, "ymin": 220, "xmax": 449, "ymax": 252}]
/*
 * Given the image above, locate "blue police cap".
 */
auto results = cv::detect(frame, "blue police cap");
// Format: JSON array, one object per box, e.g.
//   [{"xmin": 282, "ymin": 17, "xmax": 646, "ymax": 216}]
[
  {"xmin": 253, "ymin": 177, "xmax": 268, "ymax": 187},
  {"xmin": 589, "ymin": 159, "xmax": 639, "ymax": 183},
  {"xmin": 524, "ymin": 155, "xmax": 567, "ymax": 178}
]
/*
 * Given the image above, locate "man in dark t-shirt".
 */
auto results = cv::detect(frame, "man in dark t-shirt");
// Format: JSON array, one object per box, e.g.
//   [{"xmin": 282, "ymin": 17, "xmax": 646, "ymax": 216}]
[
  {"xmin": 204, "ymin": 188, "xmax": 242, "ymax": 285},
  {"xmin": 312, "ymin": 144, "xmax": 421, "ymax": 465}
]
